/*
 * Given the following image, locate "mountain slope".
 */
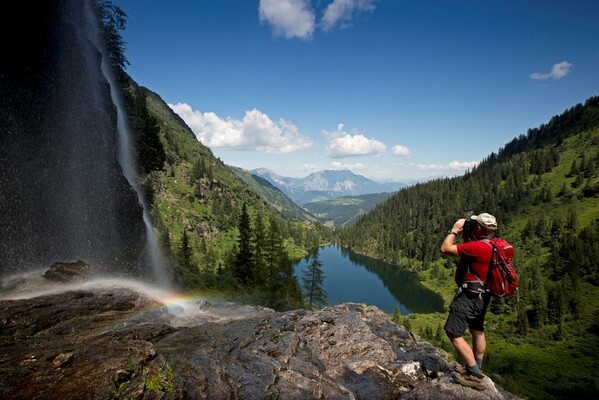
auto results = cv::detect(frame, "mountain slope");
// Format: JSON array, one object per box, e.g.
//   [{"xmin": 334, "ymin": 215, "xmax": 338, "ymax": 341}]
[
  {"xmin": 252, "ymin": 168, "xmax": 403, "ymax": 205},
  {"xmin": 230, "ymin": 166, "xmax": 317, "ymax": 222},
  {"xmin": 132, "ymin": 83, "xmax": 328, "ymax": 291},
  {"xmin": 337, "ymin": 95, "xmax": 599, "ymax": 400}
]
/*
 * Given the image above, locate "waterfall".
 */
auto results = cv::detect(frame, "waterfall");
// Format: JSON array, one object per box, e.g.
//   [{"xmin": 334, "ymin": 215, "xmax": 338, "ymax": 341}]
[
  {"xmin": 84, "ymin": 0, "xmax": 168, "ymax": 285},
  {"xmin": 0, "ymin": 0, "xmax": 170, "ymax": 278}
]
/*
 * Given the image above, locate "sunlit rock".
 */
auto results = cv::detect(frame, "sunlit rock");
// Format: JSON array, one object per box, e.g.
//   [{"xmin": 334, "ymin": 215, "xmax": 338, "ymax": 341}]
[{"xmin": 0, "ymin": 283, "xmax": 519, "ymax": 399}]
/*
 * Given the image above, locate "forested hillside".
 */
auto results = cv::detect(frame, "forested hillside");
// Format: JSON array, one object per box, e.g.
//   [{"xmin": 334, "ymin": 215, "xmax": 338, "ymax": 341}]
[
  {"xmin": 95, "ymin": 2, "xmax": 331, "ymax": 309},
  {"xmin": 338, "ymin": 96, "xmax": 599, "ymax": 399},
  {"xmin": 127, "ymin": 84, "xmax": 330, "ymax": 308}
]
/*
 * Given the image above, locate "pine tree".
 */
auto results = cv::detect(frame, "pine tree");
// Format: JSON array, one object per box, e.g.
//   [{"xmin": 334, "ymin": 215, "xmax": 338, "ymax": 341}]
[
  {"xmin": 390, "ymin": 307, "xmax": 401, "ymax": 324},
  {"xmin": 302, "ymin": 250, "xmax": 327, "ymax": 309},
  {"xmin": 515, "ymin": 300, "xmax": 529, "ymax": 335},
  {"xmin": 435, "ymin": 324, "xmax": 444, "ymax": 342},
  {"xmin": 573, "ymin": 169, "xmax": 585, "ymax": 188},
  {"xmin": 180, "ymin": 229, "xmax": 192, "ymax": 269},
  {"xmin": 95, "ymin": 0, "xmax": 128, "ymax": 81},
  {"xmin": 568, "ymin": 159, "xmax": 579, "ymax": 178},
  {"xmin": 566, "ymin": 207, "xmax": 578, "ymax": 232},
  {"xmin": 234, "ymin": 203, "xmax": 254, "ymax": 286},
  {"xmin": 191, "ymin": 157, "xmax": 206, "ymax": 181},
  {"xmin": 131, "ymin": 87, "xmax": 166, "ymax": 174},
  {"xmin": 143, "ymin": 176, "xmax": 155, "ymax": 207},
  {"xmin": 402, "ymin": 317, "xmax": 412, "ymax": 332},
  {"xmin": 547, "ymin": 284, "xmax": 565, "ymax": 324},
  {"xmin": 264, "ymin": 217, "xmax": 302, "ymax": 310},
  {"xmin": 252, "ymin": 212, "xmax": 268, "ymax": 287},
  {"xmin": 558, "ymin": 181, "xmax": 571, "ymax": 198}
]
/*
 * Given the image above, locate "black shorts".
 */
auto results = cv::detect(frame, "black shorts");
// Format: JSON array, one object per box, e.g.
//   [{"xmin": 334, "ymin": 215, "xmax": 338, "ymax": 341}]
[{"xmin": 444, "ymin": 290, "xmax": 491, "ymax": 337}]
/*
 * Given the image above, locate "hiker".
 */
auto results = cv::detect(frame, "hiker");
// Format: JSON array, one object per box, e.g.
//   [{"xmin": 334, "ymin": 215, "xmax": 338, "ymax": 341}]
[{"xmin": 440, "ymin": 212, "xmax": 498, "ymax": 389}]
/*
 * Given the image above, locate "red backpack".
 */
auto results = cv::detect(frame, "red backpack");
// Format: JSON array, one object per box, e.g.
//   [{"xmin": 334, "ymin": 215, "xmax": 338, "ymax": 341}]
[{"xmin": 484, "ymin": 238, "xmax": 518, "ymax": 297}]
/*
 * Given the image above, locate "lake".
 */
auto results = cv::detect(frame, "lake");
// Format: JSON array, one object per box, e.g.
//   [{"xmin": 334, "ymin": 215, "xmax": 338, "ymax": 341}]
[{"xmin": 294, "ymin": 245, "xmax": 445, "ymax": 315}]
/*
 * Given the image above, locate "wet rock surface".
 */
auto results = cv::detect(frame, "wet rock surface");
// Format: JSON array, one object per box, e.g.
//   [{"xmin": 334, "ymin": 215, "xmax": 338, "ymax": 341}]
[
  {"xmin": 0, "ymin": 285, "xmax": 519, "ymax": 399},
  {"xmin": 43, "ymin": 260, "xmax": 92, "ymax": 282}
]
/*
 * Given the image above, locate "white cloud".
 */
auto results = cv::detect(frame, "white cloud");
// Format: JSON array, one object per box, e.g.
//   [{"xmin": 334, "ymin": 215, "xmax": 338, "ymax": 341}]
[
  {"xmin": 300, "ymin": 162, "xmax": 320, "ymax": 172},
  {"xmin": 353, "ymin": 160, "xmax": 478, "ymax": 181},
  {"xmin": 448, "ymin": 160, "xmax": 479, "ymax": 170},
  {"xmin": 259, "ymin": 0, "xmax": 315, "ymax": 39},
  {"xmin": 416, "ymin": 160, "xmax": 479, "ymax": 171},
  {"xmin": 275, "ymin": 162, "xmax": 321, "ymax": 177},
  {"xmin": 321, "ymin": 0, "xmax": 376, "ymax": 32},
  {"xmin": 330, "ymin": 161, "xmax": 366, "ymax": 171},
  {"xmin": 530, "ymin": 61, "xmax": 573, "ymax": 80},
  {"xmin": 169, "ymin": 102, "xmax": 313, "ymax": 153},
  {"xmin": 322, "ymin": 123, "xmax": 386, "ymax": 158},
  {"xmin": 392, "ymin": 144, "xmax": 411, "ymax": 157},
  {"xmin": 327, "ymin": 161, "xmax": 471, "ymax": 181}
]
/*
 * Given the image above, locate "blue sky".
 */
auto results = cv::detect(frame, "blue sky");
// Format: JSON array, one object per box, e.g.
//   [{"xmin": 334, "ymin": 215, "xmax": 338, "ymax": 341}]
[{"xmin": 115, "ymin": 0, "xmax": 599, "ymax": 182}]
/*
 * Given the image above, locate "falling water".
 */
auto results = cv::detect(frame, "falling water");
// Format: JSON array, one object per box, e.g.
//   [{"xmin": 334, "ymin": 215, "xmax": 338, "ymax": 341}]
[
  {"xmin": 0, "ymin": 0, "xmax": 169, "ymax": 281},
  {"xmin": 84, "ymin": 0, "xmax": 168, "ymax": 285}
]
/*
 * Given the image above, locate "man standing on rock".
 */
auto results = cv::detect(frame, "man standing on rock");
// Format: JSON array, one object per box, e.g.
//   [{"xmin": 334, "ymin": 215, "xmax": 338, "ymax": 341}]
[{"xmin": 440, "ymin": 212, "xmax": 498, "ymax": 390}]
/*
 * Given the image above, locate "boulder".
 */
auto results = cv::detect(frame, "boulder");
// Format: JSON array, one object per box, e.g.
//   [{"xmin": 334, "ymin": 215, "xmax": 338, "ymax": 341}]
[{"xmin": 43, "ymin": 260, "xmax": 91, "ymax": 282}]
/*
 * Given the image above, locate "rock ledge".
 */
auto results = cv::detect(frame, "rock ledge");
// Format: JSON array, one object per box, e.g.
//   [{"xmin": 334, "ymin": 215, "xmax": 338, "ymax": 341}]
[{"xmin": 0, "ymin": 285, "xmax": 519, "ymax": 399}]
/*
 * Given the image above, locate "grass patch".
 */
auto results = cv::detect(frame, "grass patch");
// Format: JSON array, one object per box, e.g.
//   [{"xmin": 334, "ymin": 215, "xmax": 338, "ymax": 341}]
[
  {"xmin": 406, "ymin": 282, "xmax": 599, "ymax": 400},
  {"xmin": 145, "ymin": 362, "xmax": 177, "ymax": 395},
  {"xmin": 485, "ymin": 334, "xmax": 599, "ymax": 400}
]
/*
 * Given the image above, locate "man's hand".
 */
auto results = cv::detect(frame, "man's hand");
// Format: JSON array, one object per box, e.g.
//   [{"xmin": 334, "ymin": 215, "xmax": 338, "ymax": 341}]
[
  {"xmin": 452, "ymin": 218, "xmax": 466, "ymax": 234},
  {"xmin": 441, "ymin": 219, "xmax": 465, "ymax": 256}
]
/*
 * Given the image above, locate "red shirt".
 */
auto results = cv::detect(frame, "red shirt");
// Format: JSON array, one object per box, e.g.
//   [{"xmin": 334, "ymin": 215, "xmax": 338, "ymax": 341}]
[{"xmin": 456, "ymin": 240, "xmax": 493, "ymax": 284}]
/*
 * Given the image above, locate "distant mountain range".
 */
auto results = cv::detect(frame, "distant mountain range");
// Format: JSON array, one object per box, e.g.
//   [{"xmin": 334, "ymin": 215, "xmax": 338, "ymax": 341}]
[{"xmin": 251, "ymin": 168, "xmax": 405, "ymax": 205}]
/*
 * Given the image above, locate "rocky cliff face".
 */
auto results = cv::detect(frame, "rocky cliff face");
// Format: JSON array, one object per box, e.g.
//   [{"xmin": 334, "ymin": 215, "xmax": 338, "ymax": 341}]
[
  {"xmin": 0, "ymin": 276, "xmax": 518, "ymax": 399},
  {"xmin": 0, "ymin": 0, "xmax": 146, "ymax": 275}
]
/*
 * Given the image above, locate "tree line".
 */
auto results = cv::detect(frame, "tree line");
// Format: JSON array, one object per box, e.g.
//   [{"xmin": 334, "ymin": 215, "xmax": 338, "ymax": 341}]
[{"xmin": 174, "ymin": 203, "xmax": 329, "ymax": 311}]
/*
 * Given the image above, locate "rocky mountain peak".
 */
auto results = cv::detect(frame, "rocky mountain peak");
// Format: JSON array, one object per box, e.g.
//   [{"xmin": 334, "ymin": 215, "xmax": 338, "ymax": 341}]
[{"xmin": 251, "ymin": 168, "xmax": 404, "ymax": 205}]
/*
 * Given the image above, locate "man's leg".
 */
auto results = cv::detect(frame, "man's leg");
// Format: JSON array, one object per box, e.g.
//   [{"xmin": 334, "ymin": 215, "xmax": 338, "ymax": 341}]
[
  {"xmin": 470, "ymin": 293, "xmax": 490, "ymax": 370},
  {"xmin": 470, "ymin": 328, "xmax": 486, "ymax": 369},
  {"xmin": 446, "ymin": 332, "xmax": 476, "ymax": 366},
  {"xmin": 445, "ymin": 293, "xmax": 484, "ymax": 378}
]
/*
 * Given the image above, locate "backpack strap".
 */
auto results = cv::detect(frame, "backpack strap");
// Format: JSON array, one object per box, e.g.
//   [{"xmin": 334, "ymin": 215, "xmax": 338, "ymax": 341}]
[{"xmin": 484, "ymin": 239, "xmax": 499, "ymax": 289}]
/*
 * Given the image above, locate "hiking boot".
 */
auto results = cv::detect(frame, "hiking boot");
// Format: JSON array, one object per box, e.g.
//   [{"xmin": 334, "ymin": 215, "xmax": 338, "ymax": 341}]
[
  {"xmin": 465, "ymin": 366, "xmax": 485, "ymax": 380},
  {"xmin": 452, "ymin": 363, "xmax": 466, "ymax": 375},
  {"xmin": 453, "ymin": 372, "xmax": 486, "ymax": 391}
]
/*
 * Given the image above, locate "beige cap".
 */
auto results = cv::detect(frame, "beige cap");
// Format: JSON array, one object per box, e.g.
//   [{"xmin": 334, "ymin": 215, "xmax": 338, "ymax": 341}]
[{"xmin": 471, "ymin": 213, "xmax": 498, "ymax": 230}]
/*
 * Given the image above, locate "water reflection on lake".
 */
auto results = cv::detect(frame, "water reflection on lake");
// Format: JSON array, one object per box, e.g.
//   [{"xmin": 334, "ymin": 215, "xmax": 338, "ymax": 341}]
[{"xmin": 294, "ymin": 245, "xmax": 444, "ymax": 315}]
